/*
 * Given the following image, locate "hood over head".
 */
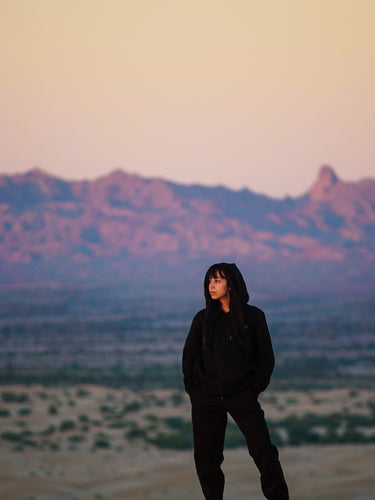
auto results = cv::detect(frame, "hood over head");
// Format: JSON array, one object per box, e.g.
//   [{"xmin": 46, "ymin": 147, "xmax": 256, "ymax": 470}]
[{"xmin": 205, "ymin": 262, "xmax": 250, "ymax": 305}]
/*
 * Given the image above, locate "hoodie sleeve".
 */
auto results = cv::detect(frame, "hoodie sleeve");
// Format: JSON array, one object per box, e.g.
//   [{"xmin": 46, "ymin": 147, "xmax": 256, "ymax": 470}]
[
  {"xmin": 250, "ymin": 307, "xmax": 275, "ymax": 395},
  {"xmin": 182, "ymin": 310, "xmax": 204, "ymax": 393}
]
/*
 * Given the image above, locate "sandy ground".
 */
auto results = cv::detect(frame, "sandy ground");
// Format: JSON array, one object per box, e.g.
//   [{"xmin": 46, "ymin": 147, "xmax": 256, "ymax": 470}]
[
  {"xmin": 0, "ymin": 385, "xmax": 374, "ymax": 500},
  {"xmin": 1, "ymin": 442, "xmax": 375, "ymax": 499}
]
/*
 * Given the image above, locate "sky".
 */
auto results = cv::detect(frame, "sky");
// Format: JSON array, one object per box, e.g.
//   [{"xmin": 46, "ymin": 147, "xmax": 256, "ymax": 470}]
[{"xmin": 1, "ymin": 0, "xmax": 374, "ymax": 198}]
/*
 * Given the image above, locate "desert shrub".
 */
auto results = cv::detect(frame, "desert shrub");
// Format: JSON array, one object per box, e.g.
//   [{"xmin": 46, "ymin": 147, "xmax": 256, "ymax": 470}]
[
  {"xmin": 145, "ymin": 414, "xmax": 159, "ymax": 423},
  {"xmin": 2, "ymin": 429, "xmax": 32, "ymax": 444},
  {"xmin": 68, "ymin": 400, "xmax": 76, "ymax": 407},
  {"xmin": 49, "ymin": 442, "xmax": 60, "ymax": 451},
  {"xmin": 269, "ymin": 412, "xmax": 375, "ymax": 445},
  {"xmin": 146, "ymin": 417, "xmax": 193, "ymax": 449},
  {"xmin": 78, "ymin": 414, "xmax": 90, "ymax": 423},
  {"xmin": 367, "ymin": 401, "xmax": 375, "ymax": 414},
  {"xmin": 269, "ymin": 428, "xmax": 286, "ymax": 447},
  {"xmin": 125, "ymin": 424, "xmax": 147, "ymax": 441},
  {"xmin": 68, "ymin": 434, "xmax": 86, "ymax": 443},
  {"xmin": 224, "ymin": 421, "xmax": 246, "ymax": 448},
  {"xmin": 107, "ymin": 421, "xmax": 128, "ymax": 429},
  {"xmin": 40, "ymin": 425, "xmax": 56, "ymax": 437},
  {"xmin": 145, "ymin": 414, "xmax": 159, "ymax": 430},
  {"xmin": 170, "ymin": 392, "xmax": 184, "ymax": 406},
  {"xmin": 340, "ymin": 427, "xmax": 368, "ymax": 444},
  {"xmin": 21, "ymin": 438, "xmax": 39, "ymax": 448},
  {"xmin": 99, "ymin": 405, "xmax": 114, "ymax": 413},
  {"xmin": 345, "ymin": 413, "xmax": 375, "ymax": 427},
  {"xmin": 0, "ymin": 408, "xmax": 11, "ymax": 417},
  {"xmin": 48, "ymin": 404, "xmax": 58, "ymax": 415},
  {"xmin": 93, "ymin": 433, "xmax": 111, "ymax": 449},
  {"xmin": 59, "ymin": 420, "xmax": 76, "ymax": 432},
  {"xmin": 1, "ymin": 430, "xmax": 23, "ymax": 442},
  {"xmin": 124, "ymin": 401, "xmax": 142, "ymax": 413},
  {"xmin": 18, "ymin": 407, "xmax": 32, "ymax": 416},
  {"xmin": 266, "ymin": 395, "xmax": 278, "ymax": 404},
  {"xmin": 2, "ymin": 392, "xmax": 30, "ymax": 403},
  {"xmin": 281, "ymin": 414, "xmax": 322, "ymax": 445},
  {"xmin": 286, "ymin": 398, "xmax": 297, "ymax": 404},
  {"xmin": 76, "ymin": 388, "xmax": 90, "ymax": 398},
  {"xmin": 163, "ymin": 416, "xmax": 187, "ymax": 430},
  {"xmin": 147, "ymin": 431, "xmax": 193, "ymax": 449},
  {"xmin": 93, "ymin": 438, "xmax": 111, "ymax": 449}
]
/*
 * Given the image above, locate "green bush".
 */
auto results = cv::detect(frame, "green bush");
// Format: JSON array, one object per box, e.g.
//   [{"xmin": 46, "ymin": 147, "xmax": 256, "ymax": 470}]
[
  {"xmin": 124, "ymin": 401, "xmax": 142, "ymax": 413},
  {"xmin": 269, "ymin": 428, "xmax": 286, "ymax": 447},
  {"xmin": 59, "ymin": 420, "xmax": 76, "ymax": 432},
  {"xmin": 0, "ymin": 408, "xmax": 11, "ymax": 417},
  {"xmin": 18, "ymin": 407, "xmax": 32, "ymax": 416},
  {"xmin": 107, "ymin": 421, "xmax": 128, "ymax": 429},
  {"xmin": 145, "ymin": 414, "xmax": 159, "ymax": 423},
  {"xmin": 224, "ymin": 422, "xmax": 246, "ymax": 448},
  {"xmin": 40, "ymin": 425, "xmax": 56, "ymax": 437},
  {"xmin": 22, "ymin": 438, "xmax": 39, "ymax": 448},
  {"xmin": 99, "ymin": 405, "xmax": 114, "ymax": 413},
  {"xmin": 163, "ymin": 416, "xmax": 187, "ymax": 430},
  {"xmin": 2, "ymin": 392, "xmax": 30, "ymax": 403},
  {"xmin": 170, "ymin": 392, "xmax": 184, "ymax": 406},
  {"xmin": 93, "ymin": 433, "xmax": 111, "ymax": 449},
  {"xmin": 68, "ymin": 434, "xmax": 86, "ymax": 443},
  {"xmin": 48, "ymin": 404, "xmax": 58, "ymax": 415},
  {"xmin": 147, "ymin": 431, "xmax": 193, "ymax": 450},
  {"xmin": 1, "ymin": 430, "xmax": 23, "ymax": 442},
  {"xmin": 76, "ymin": 388, "xmax": 90, "ymax": 398},
  {"xmin": 125, "ymin": 424, "xmax": 147, "ymax": 441}
]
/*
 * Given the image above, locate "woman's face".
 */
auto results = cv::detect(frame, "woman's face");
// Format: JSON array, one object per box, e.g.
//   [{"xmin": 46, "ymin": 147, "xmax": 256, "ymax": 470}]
[{"xmin": 208, "ymin": 272, "xmax": 229, "ymax": 302}]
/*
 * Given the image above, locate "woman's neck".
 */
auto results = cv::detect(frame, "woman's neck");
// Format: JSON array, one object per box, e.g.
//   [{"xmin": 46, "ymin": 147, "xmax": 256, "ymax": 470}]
[{"xmin": 219, "ymin": 296, "xmax": 230, "ymax": 313}]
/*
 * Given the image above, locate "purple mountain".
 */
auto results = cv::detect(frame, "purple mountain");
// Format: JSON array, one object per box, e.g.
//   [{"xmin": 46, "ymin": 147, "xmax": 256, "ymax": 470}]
[{"xmin": 0, "ymin": 166, "xmax": 374, "ymax": 293}]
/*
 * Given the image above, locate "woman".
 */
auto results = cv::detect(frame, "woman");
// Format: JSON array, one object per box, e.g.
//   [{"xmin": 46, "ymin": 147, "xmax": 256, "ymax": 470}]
[{"xmin": 182, "ymin": 262, "xmax": 289, "ymax": 500}]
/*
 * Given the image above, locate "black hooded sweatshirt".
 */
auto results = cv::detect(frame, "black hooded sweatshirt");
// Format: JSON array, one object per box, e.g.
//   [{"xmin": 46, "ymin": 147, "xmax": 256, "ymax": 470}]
[{"xmin": 182, "ymin": 264, "xmax": 275, "ymax": 396}]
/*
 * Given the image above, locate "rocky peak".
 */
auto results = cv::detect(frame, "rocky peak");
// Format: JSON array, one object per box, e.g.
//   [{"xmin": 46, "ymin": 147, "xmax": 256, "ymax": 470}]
[{"xmin": 309, "ymin": 165, "xmax": 339, "ymax": 201}]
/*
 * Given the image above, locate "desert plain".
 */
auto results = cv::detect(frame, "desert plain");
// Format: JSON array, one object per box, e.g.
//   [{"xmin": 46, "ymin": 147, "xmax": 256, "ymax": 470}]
[{"xmin": 0, "ymin": 384, "xmax": 374, "ymax": 500}]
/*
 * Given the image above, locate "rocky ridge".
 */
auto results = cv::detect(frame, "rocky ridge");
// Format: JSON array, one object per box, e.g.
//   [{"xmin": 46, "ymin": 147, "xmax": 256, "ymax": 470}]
[{"xmin": 0, "ymin": 165, "xmax": 374, "ymax": 289}]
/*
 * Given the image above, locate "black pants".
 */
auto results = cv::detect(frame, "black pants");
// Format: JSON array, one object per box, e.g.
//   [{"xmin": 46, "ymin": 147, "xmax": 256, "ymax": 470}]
[{"xmin": 190, "ymin": 387, "xmax": 289, "ymax": 500}]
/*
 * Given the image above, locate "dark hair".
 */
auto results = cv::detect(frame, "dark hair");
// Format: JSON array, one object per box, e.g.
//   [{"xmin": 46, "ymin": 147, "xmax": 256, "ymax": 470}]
[{"xmin": 202, "ymin": 263, "xmax": 247, "ymax": 350}]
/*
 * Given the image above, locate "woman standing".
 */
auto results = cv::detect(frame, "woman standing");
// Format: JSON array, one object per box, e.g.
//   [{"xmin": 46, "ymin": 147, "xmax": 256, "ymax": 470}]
[{"xmin": 182, "ymin": 263, "xmax": 289, "ymax": 499}]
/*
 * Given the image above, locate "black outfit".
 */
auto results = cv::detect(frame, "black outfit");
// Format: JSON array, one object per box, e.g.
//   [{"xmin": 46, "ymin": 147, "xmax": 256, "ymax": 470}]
[{"xmin": 182, "ymin": 264, "xmax": 289, "ymax": 500}]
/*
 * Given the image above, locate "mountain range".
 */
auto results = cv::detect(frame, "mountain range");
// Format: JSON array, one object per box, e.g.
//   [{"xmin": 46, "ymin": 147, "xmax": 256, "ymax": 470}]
[{"xmin": 0, "ymin": 166, "xmax": 374, "ymax": 294}]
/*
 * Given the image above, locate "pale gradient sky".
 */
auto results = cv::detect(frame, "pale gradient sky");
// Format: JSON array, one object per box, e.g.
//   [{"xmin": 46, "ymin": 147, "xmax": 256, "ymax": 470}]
[{"xmin": 1, "ymin": 0, "xmax": 374, "ymax": 198}]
